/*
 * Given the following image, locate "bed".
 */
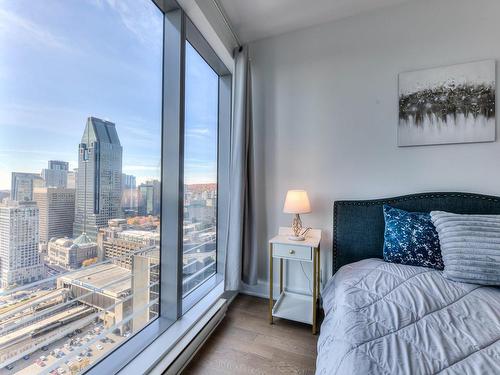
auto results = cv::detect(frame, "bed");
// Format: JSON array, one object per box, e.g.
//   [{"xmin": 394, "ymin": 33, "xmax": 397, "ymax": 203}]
[{"xmin": 317, "ymin": 192, "xmax": 500, "ymax": 375}]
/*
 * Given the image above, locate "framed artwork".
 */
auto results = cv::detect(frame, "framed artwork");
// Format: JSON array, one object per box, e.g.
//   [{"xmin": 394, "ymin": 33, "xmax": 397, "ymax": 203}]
[{"xmin": 398, "ymin": 60, "xmax": 496, "ymax": 146}]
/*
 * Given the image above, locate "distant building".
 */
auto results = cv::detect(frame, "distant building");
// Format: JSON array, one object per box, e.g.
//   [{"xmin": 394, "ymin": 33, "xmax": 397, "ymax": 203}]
[
  {"xmin": 67, "ymin": 169, "xmax": 77, "ymax": 189},
  {"xmin": 97, "ymin": 219, "xmax": 159, "ymax": 269},
  {"xmin": 138, "ymin": 180, "xmax": 160, "ymax": 216},
  {"xmin": 41, "ymin": 160, "xmax": 69, "ymax": 188},
  {"xmin": 33, "ymin": 187, "xmax": 75, "ymax": 244},
  {"xmin": 47, "ymin": 234, "xmax": 97, "ymax": 270},
  {"xmin": 0, "ymin": 201, "xmax": 44, "ymax": 288},
  {"xmin": 121, "ymin": 174, "xmax": 137, "ymax": 215},
  {"xmin": 10, "ymin": 172, "xmax": 44, "ymax": 202},
  {"xmin": 183, "ymin": 183, "xmax": 217, "ymax": 226},
  {"xmin": 73, "ymin": 117, "xmax": 123, "ymax": 240},
  {"xmin": 0, "ymin": 191, "xmax": 9, "ymax": 202}
]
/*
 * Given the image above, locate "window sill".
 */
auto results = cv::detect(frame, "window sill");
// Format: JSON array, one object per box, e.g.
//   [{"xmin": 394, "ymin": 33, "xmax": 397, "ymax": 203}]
[{"xmin": 91, "ymin": 280, "xmax": 225, "ymax": 374}]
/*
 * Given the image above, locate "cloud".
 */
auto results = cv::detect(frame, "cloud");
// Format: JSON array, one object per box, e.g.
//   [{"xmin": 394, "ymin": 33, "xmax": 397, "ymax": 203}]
[
  {"xmin": 0, "ymin": 7, "xmax": 73, "ymax": 52},
  {"xmin": 96, "ymin": 0, "xmax": 163, "ymax": 49}
]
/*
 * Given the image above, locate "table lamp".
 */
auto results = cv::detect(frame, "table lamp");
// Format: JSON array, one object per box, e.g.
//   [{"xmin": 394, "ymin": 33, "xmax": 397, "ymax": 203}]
[{"xmin": 283, "ymin": 190, "xmax": 311, "ymax": 241}]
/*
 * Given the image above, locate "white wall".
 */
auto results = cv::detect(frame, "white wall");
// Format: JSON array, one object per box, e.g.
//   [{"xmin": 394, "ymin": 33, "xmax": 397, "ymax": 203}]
[{"xmin": 245, "ymin": 0, "xmax": 500, "ymax": 297}]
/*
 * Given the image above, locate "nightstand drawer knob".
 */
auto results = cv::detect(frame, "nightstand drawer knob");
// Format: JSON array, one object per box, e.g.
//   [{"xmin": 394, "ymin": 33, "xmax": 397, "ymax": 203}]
[{"xmin": 289, "ymin": 249, "xmax": 295, "ymax": 255}]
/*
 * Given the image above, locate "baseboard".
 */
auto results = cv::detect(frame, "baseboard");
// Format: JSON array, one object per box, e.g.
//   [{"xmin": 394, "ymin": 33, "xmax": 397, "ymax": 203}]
[{"xmin": 150, "ymin": 298, "xmax": 227, "ymax": 375}]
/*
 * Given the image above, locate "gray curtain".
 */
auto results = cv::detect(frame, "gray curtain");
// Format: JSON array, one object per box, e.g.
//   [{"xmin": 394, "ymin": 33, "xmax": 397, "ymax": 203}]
[{"xmin": 225, "ymin": 45, "xmax": 258, "ymax": 291}]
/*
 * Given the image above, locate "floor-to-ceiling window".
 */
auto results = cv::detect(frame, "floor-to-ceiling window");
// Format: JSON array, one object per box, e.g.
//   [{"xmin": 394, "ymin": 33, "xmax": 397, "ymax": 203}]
[
  {"xmin": 182, "ymin": 41, "xmax": 219, "ymax": 298},
  {"xmin": 0, "ymin": 1, "xmax": 231, "ymax": 373}
]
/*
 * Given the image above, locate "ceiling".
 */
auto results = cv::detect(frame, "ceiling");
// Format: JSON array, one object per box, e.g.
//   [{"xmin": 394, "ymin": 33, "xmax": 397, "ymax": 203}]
[{"xmin": 217, "ymin": 0, "xmax": 414, "ymax": 43}]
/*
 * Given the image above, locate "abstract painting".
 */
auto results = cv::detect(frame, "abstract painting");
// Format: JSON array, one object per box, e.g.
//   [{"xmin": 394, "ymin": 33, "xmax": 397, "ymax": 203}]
[{"xmin": 398, "ymin": 60, "xmax": 496, "ymax": 146}]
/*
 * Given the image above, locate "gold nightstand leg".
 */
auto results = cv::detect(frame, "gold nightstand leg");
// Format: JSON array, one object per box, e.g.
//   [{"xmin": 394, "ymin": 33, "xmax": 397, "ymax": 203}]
[
  {"xmin": 317, "ymin": 244, "xmax": 321, "ymax": 295},
  {"xmin": 269, "ymin": 243, "xmax": 273, "ymax": 324},
  {"xmin": 279, "ymin": 258, "xmax": 283, "ymax": 294},
  {"xmin": 312, "ymin": 247, "xmax": 317, "ymax": 334}
]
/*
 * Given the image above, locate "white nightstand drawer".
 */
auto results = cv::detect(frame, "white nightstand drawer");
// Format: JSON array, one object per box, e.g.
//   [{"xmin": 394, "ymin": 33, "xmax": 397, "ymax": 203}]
[{"xmin": 273, "ymin": 243, "xmax": 311, "ymax": 261}]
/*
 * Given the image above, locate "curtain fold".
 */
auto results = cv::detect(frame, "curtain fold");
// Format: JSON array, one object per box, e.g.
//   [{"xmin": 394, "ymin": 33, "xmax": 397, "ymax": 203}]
[{"xmin": 225, "ymin": 45, "xmax": 258, "ymax": 291}]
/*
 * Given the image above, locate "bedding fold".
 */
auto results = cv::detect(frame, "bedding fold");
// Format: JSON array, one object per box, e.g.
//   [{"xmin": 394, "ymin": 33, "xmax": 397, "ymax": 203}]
[{"xmin": 317, "ymin": 259, "xmax": 500, "ymax": 375}]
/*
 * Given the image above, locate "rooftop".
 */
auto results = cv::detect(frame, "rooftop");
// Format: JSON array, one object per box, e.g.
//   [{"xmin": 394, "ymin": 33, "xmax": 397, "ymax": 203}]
[{"xmin": 58, "ymin": 263, "xmax": 131, "ymax": 297}]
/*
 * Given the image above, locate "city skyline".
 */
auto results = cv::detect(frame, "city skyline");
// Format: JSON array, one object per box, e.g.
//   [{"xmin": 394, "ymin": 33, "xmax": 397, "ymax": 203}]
[{"xmin": 0, "ymin": 0, "xmax": 219, "ymax": 190}]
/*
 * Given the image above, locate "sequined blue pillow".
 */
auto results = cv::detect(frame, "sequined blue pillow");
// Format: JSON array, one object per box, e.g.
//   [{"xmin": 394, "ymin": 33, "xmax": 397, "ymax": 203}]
[{"xmin": 383, "ymin": 205, "xmax": 443, "ymax": 270}]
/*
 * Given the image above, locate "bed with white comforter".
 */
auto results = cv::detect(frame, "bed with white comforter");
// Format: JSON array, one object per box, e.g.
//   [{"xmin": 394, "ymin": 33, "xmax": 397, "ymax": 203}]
[{"xmin": 317, "ymin": 258, "xmax": 500, "ymax": 375}]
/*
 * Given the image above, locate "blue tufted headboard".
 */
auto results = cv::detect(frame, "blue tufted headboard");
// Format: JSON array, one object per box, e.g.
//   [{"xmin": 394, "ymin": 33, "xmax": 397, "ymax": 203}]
[{"xmin": 332, "ymin": 192, "xmax": 500, "ymax": 274}]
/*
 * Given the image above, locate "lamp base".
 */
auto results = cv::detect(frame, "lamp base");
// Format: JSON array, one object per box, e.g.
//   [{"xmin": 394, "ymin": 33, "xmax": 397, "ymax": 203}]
[{"xmin": 288, "ymin": 235, "xmax": 305, "ymax": 241}]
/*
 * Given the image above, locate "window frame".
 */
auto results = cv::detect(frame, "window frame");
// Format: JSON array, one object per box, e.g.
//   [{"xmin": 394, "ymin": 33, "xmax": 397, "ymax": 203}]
[
  {"xmin": 85, "ymin": 1, "xmax": 232, "ymax": 373},
  {"xmin": 181, "ymin": 17, "xmax": 231, "ymax": 312}
]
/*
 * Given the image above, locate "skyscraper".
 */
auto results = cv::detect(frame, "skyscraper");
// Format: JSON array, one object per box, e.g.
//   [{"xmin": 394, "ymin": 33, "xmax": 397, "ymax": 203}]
[
  {"xmin": 73, "ymin": 117, "xmax": 123, "ymax": 240},
  {"xmin": 33, "ymin": 187, "xmax": 76, "ymax": 244},
  {"xmin": 10, "ymin": 172, "xmax": 44, "ymax": 202},
  {"xmin": 138, "ymin": 180, "xmax": 161, "ymax": 216},
  {"xmin": 67, "ymin": 168, "xmax": 78, "ymax": 189},
  {"xmin": 122, "ymin": 173, "xmax": 137, "ymax": 215},
  {"xmin": 0, "ymin": 201, "xmax": 44, "ymax": 288},
  {"xmin": 41, "ymin": 160, "xmax": 69, "ymax": 188}
]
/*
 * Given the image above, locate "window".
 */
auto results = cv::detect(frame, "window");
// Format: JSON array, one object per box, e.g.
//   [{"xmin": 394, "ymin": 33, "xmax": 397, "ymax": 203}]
[
  {"xmin": 0, "ymin": 0, "xmax": 163, "ymax": 372},
  {"xmin": 182, "ymin": 42, "xmax": 219, "ymax": 298},
  {"xmin": 0, "ymin": 1, "xmax": 231, "ymax": 373}
]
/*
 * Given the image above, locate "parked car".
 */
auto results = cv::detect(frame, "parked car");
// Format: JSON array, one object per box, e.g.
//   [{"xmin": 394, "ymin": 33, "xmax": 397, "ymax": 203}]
[
  {"xmin": 23, "ymin": 354, "xmax": 30, "ymax": 360},
  {"xmin": 96, "ymin": 344, "xmax": 103, "ymax": 351},
  {"xmin": 5, "ymin": 364, "xmax": 14, "ymax": 371}
]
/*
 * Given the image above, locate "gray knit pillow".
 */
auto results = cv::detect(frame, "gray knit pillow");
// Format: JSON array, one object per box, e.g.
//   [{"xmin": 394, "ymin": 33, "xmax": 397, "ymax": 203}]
[{"xmin": 430, "ymin": 211, "xmax": 500, "ymax": 285}]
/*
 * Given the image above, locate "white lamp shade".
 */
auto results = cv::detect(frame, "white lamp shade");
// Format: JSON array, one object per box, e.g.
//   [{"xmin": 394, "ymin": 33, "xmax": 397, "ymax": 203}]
[{"xmin": 283, "ymin": 190, "xmax": 311, "ymax": 214}]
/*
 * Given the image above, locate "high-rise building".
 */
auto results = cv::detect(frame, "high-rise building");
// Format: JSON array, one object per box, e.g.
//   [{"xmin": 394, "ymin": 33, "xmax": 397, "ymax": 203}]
[
  {"xmin": 122, "ymin": 174, "xmax": 137, "ymax": 215},
  {"xmin": 41, "ymin": 160, "xmax": 69, "ymax": 188},
  {"xmin": 33, "ymin": 187, "xmax": 76, "ymax": 244},
  {"xmin": 138, "ymin": 180, "xmax": 161, "ymax": 216},
  {"xmin": 73, "ymin": 117, "xmax": 123, "ymax": 240},
  {"xmin": 10, "ymin": 172, "xmax": 44, "ymax": 202},
  {"xmin": 67, "ymin": 168, "xmax": 78, "ymax": 189},
  {"xmin": 0, "ymin": 200, "xmax": 44, "ymax": 288}
]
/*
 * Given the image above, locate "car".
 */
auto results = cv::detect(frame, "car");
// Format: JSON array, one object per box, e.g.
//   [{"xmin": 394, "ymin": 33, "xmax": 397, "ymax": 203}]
[
  {"xmin": 5, "ymin": 364, "xmax": 14, "ymax": 371},
  {"xmin": 36, "ymin": 361, "xmax": 46, "ymax": 367},
  {"xmin": 99, "ymin": 338, "xmax": 107, "ymax": 343},
  {"xmin": 76, "ymin": 356, "xmax": 82, "ymax": 362},
  {"xmin": 76, "ymin": 329, "xmax": 82, "ymax": 334},
  {"xmin": 86, "ymin": 352, "xmax": 92, "ymax": 357},
  {"xmin": 96, "ymin": 344, "xmax": 103, "ymax": 351},
  {"xmin": 41, "ymin": 346, "xmax": 49, "ymax": 351},
  {"xmin": 40, "ymin": 356, "xmax": 47, "ymax": 361},
  {"xmin": 23, "ymin": 354, "xmax": 30, "ymax": 360},
  {"xmin": 57, "ymin": 368, "xmax": 66, "ymax": 374}
]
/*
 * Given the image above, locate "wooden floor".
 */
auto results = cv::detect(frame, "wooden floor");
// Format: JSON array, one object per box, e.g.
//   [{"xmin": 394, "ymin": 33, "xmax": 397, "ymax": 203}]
[{"xmin": 182, "ymin": 295, "xmax": 318, "ymax": 375}]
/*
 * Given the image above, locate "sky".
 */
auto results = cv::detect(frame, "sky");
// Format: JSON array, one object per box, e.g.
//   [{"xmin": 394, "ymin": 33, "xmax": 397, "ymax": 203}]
[{"xmin": 0, "ymin": 0, "xmax": 219, "ymax": 190}]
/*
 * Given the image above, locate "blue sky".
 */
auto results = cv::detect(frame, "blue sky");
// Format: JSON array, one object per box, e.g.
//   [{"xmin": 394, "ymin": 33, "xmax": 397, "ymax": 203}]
[{"xmin": 0, "ymin": 0, "xmax": 218, "ymax": 190}]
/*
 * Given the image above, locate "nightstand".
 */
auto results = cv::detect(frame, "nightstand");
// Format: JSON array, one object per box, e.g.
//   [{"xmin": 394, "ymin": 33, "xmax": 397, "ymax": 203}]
[{"xmin": 268, "ymin": 227, "xmax": 321, "ymax": 334}]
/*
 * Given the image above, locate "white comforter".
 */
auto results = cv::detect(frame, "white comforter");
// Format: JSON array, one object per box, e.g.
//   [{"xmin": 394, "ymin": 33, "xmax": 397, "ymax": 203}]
[{"xmin": 317, "ymin": 259, "xmax": 500, "ymax": 375}]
